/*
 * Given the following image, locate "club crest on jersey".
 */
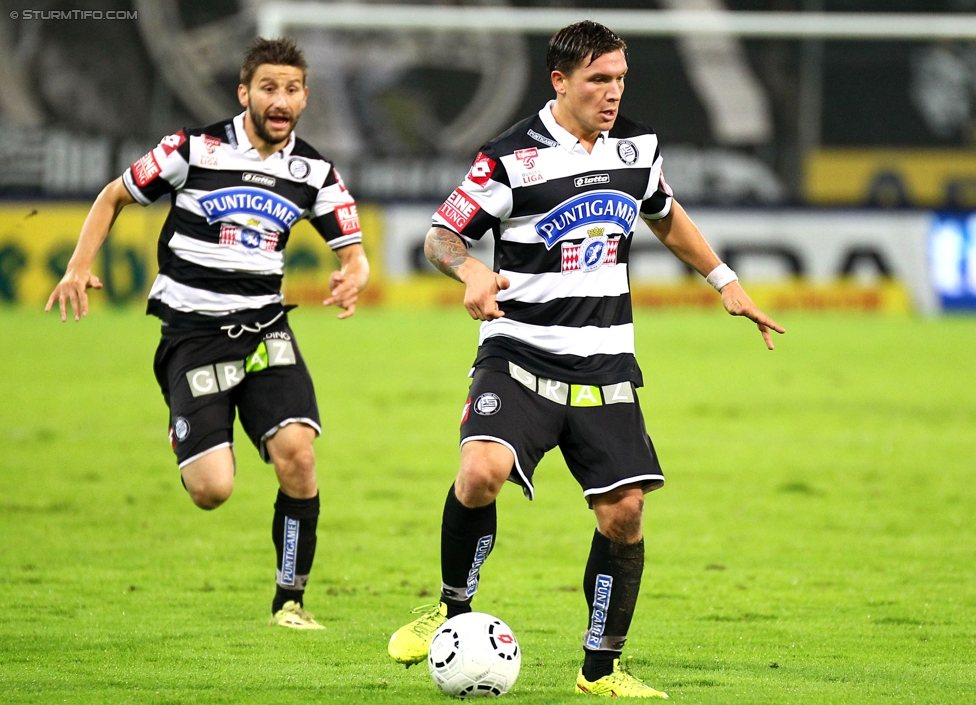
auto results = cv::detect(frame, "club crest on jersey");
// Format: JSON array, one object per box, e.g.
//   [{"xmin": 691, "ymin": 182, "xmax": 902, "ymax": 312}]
[
  {"xmin": 199, "ymin": 187, "xmax": 300, "ymax": 231},
  {"xmin": 288, "ymin": 157, "xmax": 311, "ymax": 181},
  {"xmin": 561, "ymin": 228, "xmax": 619, "ymax": 274},
  {"xmin": 535, "ymin": 190, "xmax": 637, "ymax": 249},
  {"xmin": 616, "ymin": 140, "xmax": 639, "ymax": 165}
]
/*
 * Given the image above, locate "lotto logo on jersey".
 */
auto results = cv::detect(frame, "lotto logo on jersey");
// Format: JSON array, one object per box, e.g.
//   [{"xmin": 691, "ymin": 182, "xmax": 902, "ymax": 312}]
[
  {"xmin": 535, "ymin": 190, "xmax": 638, "ymax": 249},
  {"xmin": 198, "ymin": 187, "xmax": 300, "ymax": 231},
  {"xmin": 437, "ymin": 189, "xmax": 480, "ymax": 231},
  {"xmin": 336, "ymin": 205, "xmax": 361, "ymax": 234},
  {"xmin": 159, "ymin": 131, "xmax": 186, "ymax": 156},
  {"xmin": 467, "ymin": 152, "xmax": 496, "ymax": 187},
  {"xmin": 515, "ymin": 148, "xmax": 538, "ymax": 168},
  {"xmin": 131, "ymin": 152, "xmax": 160, "ymax": 188}
]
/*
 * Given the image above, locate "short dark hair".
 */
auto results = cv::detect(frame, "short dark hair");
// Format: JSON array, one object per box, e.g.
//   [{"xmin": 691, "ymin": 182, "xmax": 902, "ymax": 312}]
[
  {"xmin": 546, "ymin": 21, "xmax": 627, "ymax": 75},
  {"xmin": 240, "ymin": 37, "xmax": 308, "ymax": 86}
]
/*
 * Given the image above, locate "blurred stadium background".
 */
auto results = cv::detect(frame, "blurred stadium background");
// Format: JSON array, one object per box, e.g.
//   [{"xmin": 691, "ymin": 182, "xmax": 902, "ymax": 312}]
[{"xmin": 1, "ymin": 0, "xmax": 975, "ymax": 314}]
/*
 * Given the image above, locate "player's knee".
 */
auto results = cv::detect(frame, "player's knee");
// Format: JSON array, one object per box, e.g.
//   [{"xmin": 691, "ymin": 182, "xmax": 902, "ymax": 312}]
[
  {"xmin": 455, "ymin": 464, "xmax": 506, "ymax": 507},
  {"xmin": 186, "ymin": 476, "xmax": 233, "ymax": 510},
  {"xmin": 599, "ymin": 494, "xmax": 644, "ymax": 543}
]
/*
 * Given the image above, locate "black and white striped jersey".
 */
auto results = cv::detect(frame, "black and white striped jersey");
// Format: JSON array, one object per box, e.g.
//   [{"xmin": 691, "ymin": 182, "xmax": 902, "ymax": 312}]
[
  {"xmin": 432, "ymin": 101, "xmax": 673, "ymax": 386},
  {"xmin": 123, "ymin": 112, "xmax": 361, "ymax": 327}
]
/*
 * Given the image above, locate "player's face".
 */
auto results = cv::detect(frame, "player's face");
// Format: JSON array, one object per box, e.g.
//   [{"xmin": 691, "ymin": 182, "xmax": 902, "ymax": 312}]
[
  {"xmin": 552, "ymin": 49, "xmax": 627, "ymax": 138},
  {"xmin": 238, "ymin": 64, "xmax": 308, "ymax": 146}
]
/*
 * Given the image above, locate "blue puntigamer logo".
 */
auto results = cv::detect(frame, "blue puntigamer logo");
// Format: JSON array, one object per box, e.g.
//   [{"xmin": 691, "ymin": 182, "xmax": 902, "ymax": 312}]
[
  {"xmin": 535, "ymin": 190, "xmax": 637, "ymax": 249},
  {"xmin": 198, "ymin": 187, "xmax": 300, "ymax": 231}
]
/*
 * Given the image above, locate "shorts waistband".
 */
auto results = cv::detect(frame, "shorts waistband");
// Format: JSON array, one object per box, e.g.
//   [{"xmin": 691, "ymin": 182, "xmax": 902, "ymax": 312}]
[{"xmin": 506, "ymin": 361, "xmax": 635, "ymax": 407}]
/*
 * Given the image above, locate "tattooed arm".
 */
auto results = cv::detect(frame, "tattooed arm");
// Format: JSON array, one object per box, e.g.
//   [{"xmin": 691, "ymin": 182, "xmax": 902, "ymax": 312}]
[{"xmin": 424, "ymin": 226, "xmax": 510, "ymax": 321}]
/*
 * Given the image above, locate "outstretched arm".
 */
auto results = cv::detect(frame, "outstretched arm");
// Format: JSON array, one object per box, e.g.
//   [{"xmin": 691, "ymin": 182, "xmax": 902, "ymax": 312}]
[
  {"xmin": 45, "ymin": 177, "xmax": 136, "ymax": 321},
  {"xmin": 424, "ymin": 226, "xmax": 510, "ymax": 321},
  {"xmin": 644, "ymin": 202, "xmax": 785, "ymax": 350},
  {"xmin": 324, "ymin": 243, "xmax": 369, "ymax": 319}
]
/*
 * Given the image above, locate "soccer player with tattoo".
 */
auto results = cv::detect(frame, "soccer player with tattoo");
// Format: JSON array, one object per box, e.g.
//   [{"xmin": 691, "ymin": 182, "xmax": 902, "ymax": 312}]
[
  {"xmin": 387, "ymin": 22, "xmax": 783, "ymax": 696},
  {"xmin": 46, "ymin": 38, "xmax": 369, "ymax": 630}
]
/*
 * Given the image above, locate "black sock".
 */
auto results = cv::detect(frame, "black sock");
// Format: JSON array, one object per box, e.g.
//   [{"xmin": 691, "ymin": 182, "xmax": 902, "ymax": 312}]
[
  {"xmin": 271, "ymin": 490, "xmax": 320, "ymax": 614},
  {"xmin": 581, "ymin": 529, "xmax": 644, "ymax": 681},
  {"xmin": 440, "ymin": 483, "xmax": 496, "ymax": 618}
]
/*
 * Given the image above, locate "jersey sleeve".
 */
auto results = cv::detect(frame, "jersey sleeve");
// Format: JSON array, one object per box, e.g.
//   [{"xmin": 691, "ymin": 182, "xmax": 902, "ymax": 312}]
[
  {"xmin": 308, "ymin": 167, "xmax": 362, "ymax": 250},
  {"xmin": 432, "ymin": 145, "xmax": 513, "ymax": 246},
  {"xmin": 122, "ymin": 130, "xmax": 191, "ymax": 205},
  {"xmin": 639, "ymin": 146, "xmax": 674, "ymax": 221}
]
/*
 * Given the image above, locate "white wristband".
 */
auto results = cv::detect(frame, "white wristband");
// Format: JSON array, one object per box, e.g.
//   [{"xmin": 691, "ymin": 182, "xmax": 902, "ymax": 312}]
[{"xmin": 706, "ymin": 263, "xmax": 738, "ymax": 291}]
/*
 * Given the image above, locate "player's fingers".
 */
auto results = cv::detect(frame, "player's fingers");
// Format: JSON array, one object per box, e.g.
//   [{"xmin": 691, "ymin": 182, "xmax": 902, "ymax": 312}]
[
  {"xmin": 759, "ymin": 322, "xmax": 775, "ymax": 350},
  {"xmin": 496, "ymin": 275, "xmax": 510, "ymax": 291},
  {"xmin": 745, "ymin": 304, "xmax": 782, "ymax": 331},
  {"xmin": 89, "ymin": 275, "xmax": 103, "ymax": 290},
  {"xmin": 337, "ymin": 303, "xmax": 356, "ymax": 319},
  {"xmin": 68, "ymin": 287, "xmax": 81, "ymax": 321},
  {"xmin": 58, "ymin": 292, "xmax": 68, "ymax": 322},
  {"xmin": 44, "ymin": 290, "xmax": 57, "ymax": 313},
  {"xmin": 80, "ymin": 290, "xmax": 89, "ymax": 318}
]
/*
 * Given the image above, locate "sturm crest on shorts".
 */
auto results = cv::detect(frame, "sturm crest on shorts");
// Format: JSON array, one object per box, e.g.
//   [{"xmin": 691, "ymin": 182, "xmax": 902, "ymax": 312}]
[
  {"xmin": 174, "ymin": 416, "xmax": 191, "ymax": 442},
  {"xmin": 474, "ymin": 393, "xmax": 501, "ymax": 416}
]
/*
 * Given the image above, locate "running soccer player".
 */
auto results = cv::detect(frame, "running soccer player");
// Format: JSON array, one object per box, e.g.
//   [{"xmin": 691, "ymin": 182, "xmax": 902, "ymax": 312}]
[
  {"xmin": 46, "ymin": 37, "xmax": 369, "ymax": 630},
  {"xmin": 387, "ymin": 22, "xmax": 784, "ymax": 696}
]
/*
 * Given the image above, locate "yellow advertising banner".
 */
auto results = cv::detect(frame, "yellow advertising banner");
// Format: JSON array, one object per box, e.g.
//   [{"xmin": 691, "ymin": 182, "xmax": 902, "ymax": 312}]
[
  {"xmin": 805, "ymin": 149, "xmax": 976, "ymax": 208},
  {"xmin": 0, "ymin": 201, "xmax": 911, "ymax": 313}
]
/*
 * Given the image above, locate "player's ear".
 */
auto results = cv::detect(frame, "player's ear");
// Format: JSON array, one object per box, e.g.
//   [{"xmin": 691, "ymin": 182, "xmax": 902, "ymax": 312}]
[
  {"xmin": 301, "ymin": 84, "xmax": 308, "ymax": 110},
  {"xmin": 237, "ymin": 83, "xmax": 249, "ymax": 108},
  {"xmin": 551, "ymin": 70, "xmax": 567, "ymax": 96}
]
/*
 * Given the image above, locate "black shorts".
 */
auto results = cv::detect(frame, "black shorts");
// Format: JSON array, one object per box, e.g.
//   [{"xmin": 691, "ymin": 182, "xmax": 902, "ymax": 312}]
[
  {"xmin": 153, "ymin": 316, "xmax": 320, "ymax": 468},
  {"xmin": 459, "ymin": 362, "xmax": 664, "ymax": 502}
]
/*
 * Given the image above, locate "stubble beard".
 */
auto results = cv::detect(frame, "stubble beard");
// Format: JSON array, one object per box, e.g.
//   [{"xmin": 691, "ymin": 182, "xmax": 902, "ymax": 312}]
[{"xmin": 248, "ymin": 101, "xmax": 298, "ymax": 146}]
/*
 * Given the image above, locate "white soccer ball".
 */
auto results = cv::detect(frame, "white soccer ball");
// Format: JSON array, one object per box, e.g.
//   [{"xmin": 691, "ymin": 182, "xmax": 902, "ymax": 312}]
[{"xmin": 428, "ymin": 612, "xmax": 521, "ymax": 698}]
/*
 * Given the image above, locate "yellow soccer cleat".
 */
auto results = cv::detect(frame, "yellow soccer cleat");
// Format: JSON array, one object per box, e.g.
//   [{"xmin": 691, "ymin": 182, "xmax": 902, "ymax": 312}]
[
  {"xmin": 388, "ymin": 602, "xmax": 448, "ymax": 666},
  {"xmin": 269, "ymin": 600, "xmax": 326, "ymax": 630},
  {"xmin": 575, "ymin": 659, "xmax": 669, "ymax": 698}
]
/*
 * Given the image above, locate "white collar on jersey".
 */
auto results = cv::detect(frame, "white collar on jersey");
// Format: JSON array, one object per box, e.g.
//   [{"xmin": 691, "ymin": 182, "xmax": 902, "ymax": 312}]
[
  {"xmin": 232, "ymin": 111, "xmax": 297, "ymax": 159},
  {"xmin": 538, "ymin": 100, "xmax": 609, "ymax": 152}
]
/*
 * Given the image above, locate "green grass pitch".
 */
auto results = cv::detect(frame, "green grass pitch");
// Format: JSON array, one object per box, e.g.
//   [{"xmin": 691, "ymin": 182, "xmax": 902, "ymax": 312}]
[{"xmin": 1, "ymin": 306, "xmax": 974, "ymax": 703}]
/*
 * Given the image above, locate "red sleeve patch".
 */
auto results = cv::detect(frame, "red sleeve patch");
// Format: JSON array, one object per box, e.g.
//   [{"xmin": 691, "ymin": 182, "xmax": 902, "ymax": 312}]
[
  {"xmin": 437, "ymin": 188, "xmax": 481, "ymax": 232},
  {"xmin": 467, "ymin": 152, "xmax": 497, "ymax": 187},
  {"xmin": 659, "ymin": 171, "xmax": 673, "ymax": 197},
  {"xmin": 131, "ymin": 152, "xmax": 161, "ymax": 188},
  {"xmin": 159, "ymin": 131, "xmax": 187, "ymax": 156},
  {"xmin": 335, "ymin": 204, "xmax": 361, "ymax": 235}
]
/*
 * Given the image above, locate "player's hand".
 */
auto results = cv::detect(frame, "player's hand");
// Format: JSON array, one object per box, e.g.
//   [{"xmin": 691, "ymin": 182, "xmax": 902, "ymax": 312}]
[
  {"xmin": 45, "ymin": 270, "xmax": 103, "ymax": 322},
  {"xmin": 720, "ymin": 280, "xmax": 785, "ymax": 350},
  {"xmin": 323, "ymin": 270, "xmax": 361, "ymax": 319},
  {"xmin": 463, "ymin": 269, "xmax": 510, "ymax": 321}
]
